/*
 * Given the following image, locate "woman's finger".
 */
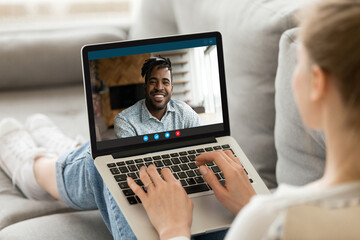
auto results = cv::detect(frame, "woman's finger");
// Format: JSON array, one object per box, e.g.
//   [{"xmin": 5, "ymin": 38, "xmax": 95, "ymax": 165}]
[
  {"xmin": 161, "ymin": 167, "xmax": 178, "ymax": 183},
  {"xmin": 146, "ymin": 164, "xmax": 163, "ymax": 186},
  {"xmin": 127, "ymin": 177, "xmax": 147, "ymax": 201},
  {"xmin": 140, "ymin": 166, "xmax": 154, "ymax": 188}
]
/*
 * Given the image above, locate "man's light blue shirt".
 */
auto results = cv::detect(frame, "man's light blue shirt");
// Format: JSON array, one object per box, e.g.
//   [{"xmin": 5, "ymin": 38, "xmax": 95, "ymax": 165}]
[{"xmin": 114, "ymin": 99, "xmax": 203, "ymax": 138}]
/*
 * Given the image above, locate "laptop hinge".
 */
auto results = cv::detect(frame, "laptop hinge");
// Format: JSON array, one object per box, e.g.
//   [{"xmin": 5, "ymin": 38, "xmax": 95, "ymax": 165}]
[{"xmin": 112, "ymin": 137, "xmax": 217, "ymax": 159}]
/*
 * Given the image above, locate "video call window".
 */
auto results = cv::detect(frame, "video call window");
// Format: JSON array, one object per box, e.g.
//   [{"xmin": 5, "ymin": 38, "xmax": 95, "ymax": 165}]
[{"xmin": 89, "ymin": 45, "xmax": 223, "ymax": 142}]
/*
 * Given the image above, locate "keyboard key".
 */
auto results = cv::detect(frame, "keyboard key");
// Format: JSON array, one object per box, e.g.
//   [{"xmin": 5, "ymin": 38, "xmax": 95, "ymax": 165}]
[
  {"xmin": 135, "ymin": 196, "xmax": 142, "ymax": 203},
  {"xmin": 171, "ymin": 165, "xmax": 181, "ymax": 172},
  {"xmin": 123, "ymin": 189, "xmax": 135, "ymax": 196},
  {"xmin": 219, "ymin": 180, "xmax": 226, "ymax": 186},
  {"xmin": 180, "ymin": 164, "xmax": 189, "ymax": 171},
  {"xmin": 128, "ymin": 165, "xmax": 137, "ymax": 172},
  {"xmin": 136, "ymin": 163, "xmax": 145, "ymax": 170},
  {"xmin": 144, "ymin": 157, "xmax": 152, "ymax": 162},
  {"xmin": 107, "ymin": 163, "xmax": 116, "ymax": 168},
  {"xmin": 194, "ymin": 169, "xmax": 201, "ymax": 176},
  {"xmin": 127, "ymin": 196, "xmax": 137, "ymax": 205},
  {"xmin": 184, "ymin": 184, "xmax": 210, "ymax": 194},
  {"xmin": 171, "ymin": 158, "xmax": 180, "ymax": 164},
  {"xmin": 180, "ymin": 156, "xmax": 189, "ymax": 163},
  {"xmin": 196, "ymin": 149, "xmax": 205, "ymax": 153},
  {"xmin": 127, "ymin": 173, "xmax": 137, "ymax": 179},
  {"xmin": 195, "ymin": 177, "xmax": 205, "ymax": 183},
  {"xmin": 188, "ymin": 155, "xmax": 196, "ymax": 161},
  {"xmin": 220, "ymin": 173, "xmax": 224, "ymax": 179},
  {"xmin": 116, "ymin": 162, "xmax": 125, "ymax": 166},
  {"xmin": 180, "ymin": 179, "xmax": 187, "ymax": 186},
  {"xmin": 211, "ymin": 166, "xmax": 221, "ymax": 173},
  {"xmin": 186, "ymin": 178, "xmax": 196, "ymax": 185},
  {"xmin": 221, "ymin": 144, "xmax": 230, "ymax": 149},
  {"xmin": 125, "ymin": 160, "xmax": 134, "ymax": 165},
  {"xmin": 118, "ymin": 181, "xmax": 129, "ymax": 189},
  {"xmin": 244, "ymin": 168, "xmax": 248, "ymax": 175},
  {"xmin": 188, "ymin": 162, "xmax": 197, "ymax": 169},
  {"xmin": 119, "ymin": 166, "xmax": 129, "ymax": 173},
  {"xmin": 178, "ymin": 172, "xmax": 187, "ymax": 179},
  {"xmin": 114, "ymin": 174, "xmax": 127, "ymax": 182},
  {"xmin": 179, "ymin": 151, "xmax": 187, "ymax": 156},
  {"xmin": 152, "ymin": 156, "xmax": 161, "ymax": 160},
  {"xmin": 187, "ymin": 150, "xmax": 196, "ymax": 154},
  {"xmin": 163, "ymin": 159, "xmax": 172, "ymax": 166},
  {"xmin": 145, "ymin": 162, "xmax": 153, "ymax": 167},
  {"xmin": 215, "ymin": 173, "xmax": 221, "ymax": 180},
  {"xmin": 173, "ymin": 173, "xmax": 179, "ymax": 180},
  {"xmin": 110, "ymin": 168, "xmax": 120, "ymax": 175},
  {"xmin": 154, "ymin": 161, "xmax": 164, "ymax": 167},
  {"xmin": 205, "ymin": 147, "xmax": 213, "ymax": 152},
  {"xmin": 186, "ymin": 170, "xmax": 196, "ymax": 177},
  {"xmin": 161, "ymin": 154, "xmax": 170, "ymax": 159},
  {"xmin": 206, "ymin": 162, "xmax": 215, "ymax": 166},
  {"xmin": 250, "ymin": 178, "xmax": 253, "ymax": 183},
  {"xmin": 157, "ymin": 168, "xmax": 162, "ymax": 174},
  {"xmin": 170, "ymin": 153, "xmax": 179, "ymax": 157},
  {"xmin": 213, "ymin": 146, "xmax": 222, "ymax": 150},
  {"xmin": 135, "ymin": 179, "xmax": 143, "ymax": 186},
  {"xmin": 135, "ymin": 159, "xmax": 143, "ymax": 163}
]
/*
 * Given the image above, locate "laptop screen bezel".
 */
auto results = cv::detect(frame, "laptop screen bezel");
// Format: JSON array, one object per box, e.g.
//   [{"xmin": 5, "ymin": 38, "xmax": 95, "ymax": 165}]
[{"xmin": 81, "ymin": 31, "xmax": 230, "ymax": 159}]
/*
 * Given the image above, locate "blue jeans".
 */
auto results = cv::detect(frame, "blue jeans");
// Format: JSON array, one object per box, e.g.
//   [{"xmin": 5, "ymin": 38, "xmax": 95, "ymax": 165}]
[{"xmin": 55, "ymin": 141, "xmax": 227, "ymax": 240}]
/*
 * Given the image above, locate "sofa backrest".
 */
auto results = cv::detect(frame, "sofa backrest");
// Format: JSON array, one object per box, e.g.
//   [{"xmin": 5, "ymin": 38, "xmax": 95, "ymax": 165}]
[
  {"xmin": 275, "ymin": 28, "xmax": 326, "ymax": 185},
  {"xmin": 0, "ymin": 26, "xmax": 126, "ymax": 90}
]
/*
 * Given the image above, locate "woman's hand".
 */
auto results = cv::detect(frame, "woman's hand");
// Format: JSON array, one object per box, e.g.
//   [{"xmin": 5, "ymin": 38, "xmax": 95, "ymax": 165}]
[
  {"xmin": 128, "ymin": 165, "xmax": 193, "ymax": 240},
  {"xmin": 196, "ymin": 150, "xmax": 256, "ymax": 215}
]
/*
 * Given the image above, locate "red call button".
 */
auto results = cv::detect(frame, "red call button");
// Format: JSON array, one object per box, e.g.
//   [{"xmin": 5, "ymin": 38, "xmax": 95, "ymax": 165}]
[{"xmin": 175, "ymin": 131, "xmax": 181, "ymax": 136}]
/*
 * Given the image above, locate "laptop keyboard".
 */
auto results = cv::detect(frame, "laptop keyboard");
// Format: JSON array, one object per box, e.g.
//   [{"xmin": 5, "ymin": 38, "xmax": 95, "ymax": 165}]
[{"xmin": 107, "ymin": 144, "xmax": 253, "ymax": 205}]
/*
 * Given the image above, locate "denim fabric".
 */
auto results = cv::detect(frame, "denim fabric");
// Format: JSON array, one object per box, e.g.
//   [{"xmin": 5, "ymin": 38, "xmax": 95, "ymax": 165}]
[
  {"xmin": 56, "ymin": 141, "xmax": 136, "ymax": 240},
  {"xmin": 56, "ymin": 141, "xmax": 227, "ymax": 240}
]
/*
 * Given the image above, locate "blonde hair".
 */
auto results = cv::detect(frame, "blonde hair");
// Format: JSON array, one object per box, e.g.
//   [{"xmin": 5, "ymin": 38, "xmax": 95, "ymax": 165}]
[{"xmin": 299, "ymin": 0, "xmax": 360, "ymax": 128}]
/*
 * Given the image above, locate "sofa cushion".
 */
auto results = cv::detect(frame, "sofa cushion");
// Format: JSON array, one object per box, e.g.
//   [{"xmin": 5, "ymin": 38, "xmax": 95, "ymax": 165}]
[
  {"xmin": 275, "ymin": 28, "xmax": 326, "ymax": 185},
  {"xmin": 0, "ymin": 210, "xmax": 112, "ymax": 240},
  {"xmin": 0, "ymin": 26, "xmax": 126, "ymax": 90},
  {"xmin": 131, "ymin": 0, "xmax": 307, "ymax": 188},
  {"xmin": 0, "ymin": 168, "xmax": 75, "ymax": 231}
]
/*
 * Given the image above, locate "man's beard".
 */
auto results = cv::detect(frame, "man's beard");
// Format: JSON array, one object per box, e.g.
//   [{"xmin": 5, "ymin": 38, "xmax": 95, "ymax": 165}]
[{"xmin": 145, "ymin": 91, "xmax": 170, "ymax": 111}]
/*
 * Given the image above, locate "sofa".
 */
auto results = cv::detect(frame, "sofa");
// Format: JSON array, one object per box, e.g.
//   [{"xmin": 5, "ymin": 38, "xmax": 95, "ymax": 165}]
[{"xmin": 0, "ymin": 0, "xmax": 326, "ymax": 239}]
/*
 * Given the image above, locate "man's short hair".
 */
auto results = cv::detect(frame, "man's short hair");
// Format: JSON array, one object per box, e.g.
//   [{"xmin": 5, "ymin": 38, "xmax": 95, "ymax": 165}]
[{"xmin": 141, "ymin": 56, "xmax": 172, "ymax": 84}]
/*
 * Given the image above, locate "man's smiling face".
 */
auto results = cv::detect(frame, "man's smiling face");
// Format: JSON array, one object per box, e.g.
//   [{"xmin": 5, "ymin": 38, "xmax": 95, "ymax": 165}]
[{"xmin": 144, "ymin": 65, "xmax": 173, "ymax": 111}]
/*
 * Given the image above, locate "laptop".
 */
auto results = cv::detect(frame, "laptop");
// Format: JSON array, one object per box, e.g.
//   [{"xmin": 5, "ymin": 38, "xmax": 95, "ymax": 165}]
[{"xmin": 81, "ymin": 31, "xmax": 270, "ymax": 239}]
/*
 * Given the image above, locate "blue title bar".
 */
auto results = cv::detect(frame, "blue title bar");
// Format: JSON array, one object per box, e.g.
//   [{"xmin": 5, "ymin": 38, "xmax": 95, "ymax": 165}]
[{"xmin": 88, "ymin": 37, "xmax": 216, "ymax": 60}]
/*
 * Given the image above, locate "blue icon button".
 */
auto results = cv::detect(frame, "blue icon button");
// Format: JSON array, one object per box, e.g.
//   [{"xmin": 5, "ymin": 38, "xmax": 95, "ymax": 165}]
[
  {"xmin": 165, "ymin": 132, "xmax": 170, "ymax": 138},
  {"xmin": 154, "ymin": 134, "xmax": 159, "ymax": 140},
  {"xmin": 143, "ymin": 136, "xmax": 148, "ymax": 141}
]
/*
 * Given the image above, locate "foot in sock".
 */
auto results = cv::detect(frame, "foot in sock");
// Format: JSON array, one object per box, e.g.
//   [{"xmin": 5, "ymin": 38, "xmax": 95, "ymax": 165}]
[
  {"xmin": 0, "ymin": 118, "xmax": 55, "ymax": 200},
  {"xmin": 25, "ymin": 114, "xmax": 83, "ymax": 156}
]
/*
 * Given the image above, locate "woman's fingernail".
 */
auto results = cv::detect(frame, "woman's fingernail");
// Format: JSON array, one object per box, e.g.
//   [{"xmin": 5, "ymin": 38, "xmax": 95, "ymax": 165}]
[{"xmin": 199, "ymin": 166, "xmax": 207, "ymax": 175}]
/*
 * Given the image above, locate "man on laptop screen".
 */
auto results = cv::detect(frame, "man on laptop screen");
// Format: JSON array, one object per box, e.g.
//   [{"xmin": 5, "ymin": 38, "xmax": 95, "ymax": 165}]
[{"xmin": 114, "ymin": 56, "xmax": 203, "ymax": 138}]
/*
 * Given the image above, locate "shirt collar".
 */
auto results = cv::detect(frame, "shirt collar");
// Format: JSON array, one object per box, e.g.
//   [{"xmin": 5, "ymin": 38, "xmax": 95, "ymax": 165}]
[{"xmin": 140, "ymin": 99, "xmax": 175, "ymax": 123}]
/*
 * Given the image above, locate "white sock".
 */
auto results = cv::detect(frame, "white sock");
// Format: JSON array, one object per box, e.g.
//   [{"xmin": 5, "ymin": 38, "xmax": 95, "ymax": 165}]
[
  {"xmin": 0, "ymin": 118, "xmax": 55, "ymax": 200},
  {"xmin": 25, "ymin": 114, "xmax": 83, "ymax": 156}
]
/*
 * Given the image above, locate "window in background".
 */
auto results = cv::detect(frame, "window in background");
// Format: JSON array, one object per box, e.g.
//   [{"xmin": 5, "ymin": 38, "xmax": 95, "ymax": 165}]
[{"xmin": 0, "ymin": 0, "xmax": 137, "ymax": 28}]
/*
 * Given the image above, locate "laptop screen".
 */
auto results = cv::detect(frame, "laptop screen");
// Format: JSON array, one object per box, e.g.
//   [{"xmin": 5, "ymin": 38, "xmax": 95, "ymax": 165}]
[{"xmin": 82, "ymin": 32, "xmax": 229, "ymax": 158}]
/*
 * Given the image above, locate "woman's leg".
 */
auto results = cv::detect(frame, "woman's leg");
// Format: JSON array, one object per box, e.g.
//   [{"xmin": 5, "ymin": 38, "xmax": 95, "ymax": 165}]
[
  {"xmin": 53, "ymin": 141, "xmax": 136, "ymax": 240},
  {"xmin": 34, "ymin": 156, "xmax": 61, "ymax": 200}
]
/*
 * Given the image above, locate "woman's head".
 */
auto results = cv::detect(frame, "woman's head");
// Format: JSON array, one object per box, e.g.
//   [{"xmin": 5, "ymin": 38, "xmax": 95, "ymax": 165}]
[{"xmin": 293, "ymin": 0, "xmax": 360, "ymax": 131}]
